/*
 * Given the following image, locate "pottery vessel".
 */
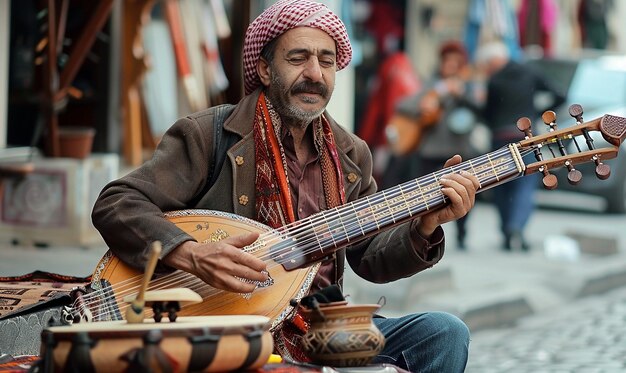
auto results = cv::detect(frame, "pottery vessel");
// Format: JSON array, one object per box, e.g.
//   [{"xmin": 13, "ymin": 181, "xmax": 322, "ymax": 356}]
[{"xmin": 300, "ymin": 301, "xmax": 385, "ymax": 367}]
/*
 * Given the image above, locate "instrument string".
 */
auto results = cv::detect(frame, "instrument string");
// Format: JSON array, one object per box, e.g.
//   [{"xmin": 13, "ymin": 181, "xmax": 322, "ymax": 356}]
[
  {"xmin": 79, "ymin": 153, "xmax": 518, "ymax": 320},
  {"xmin": 78, "ymin": 146, "xmax": 533, "ymax": 320},
  {"xmin": 249, "ymin": 147, "xmax": 524, "ymax": 264},
  {"xmin": 77, "ymin": 271, "xmax": 209, "ymax": 320},
  {"xmin": 77, "ymin": 147, "xmax": 521, "ymax": 319}
]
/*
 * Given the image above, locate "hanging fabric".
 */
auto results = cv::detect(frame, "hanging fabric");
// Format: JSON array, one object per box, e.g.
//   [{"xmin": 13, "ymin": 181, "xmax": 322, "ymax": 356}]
[
  {"xmin": 178, "ymin": 0, "xmax": 209, "ymax": 109},
  {"xmin": 141, "ymin": 9, "xmax": 179, "ymax": 136},
  {"xmin": 578, "ymin": 0, "xmax": 613, "ymax": 49},
  {"xmin": 464, "ymin": 0, "xmax": 522, "ymax": 62},
  {"xmin": 518, "ymin": 0, "xmax": 558, "ymax": 56},
  {"xmin": 553, "ymin": 0, "xmax": 582, "ymax": 56},
  {"xmin": 199, "ymin": 0, "xmax": 229, "ymax": 100}
]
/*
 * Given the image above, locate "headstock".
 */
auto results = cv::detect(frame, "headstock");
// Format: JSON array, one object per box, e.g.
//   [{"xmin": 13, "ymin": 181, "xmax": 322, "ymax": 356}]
[{"xmin": 516, "ymin": 104, "xmax": 626, "ymax": 190}]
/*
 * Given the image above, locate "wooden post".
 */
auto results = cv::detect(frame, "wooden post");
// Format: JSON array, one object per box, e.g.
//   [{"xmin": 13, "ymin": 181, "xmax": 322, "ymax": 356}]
[
  {"xmin": 121, "ymin": 0, "xmax": 155, "ymax": 166},
  {"xmin": 0, "ymin": 0, "xmax": 10, "ymax": 148}
]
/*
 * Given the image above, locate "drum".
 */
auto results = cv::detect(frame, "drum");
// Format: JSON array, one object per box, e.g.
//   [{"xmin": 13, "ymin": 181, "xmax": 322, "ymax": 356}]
[{"xmin": 38, "ymin": 315, "xmax": 273, "ymax": 372}]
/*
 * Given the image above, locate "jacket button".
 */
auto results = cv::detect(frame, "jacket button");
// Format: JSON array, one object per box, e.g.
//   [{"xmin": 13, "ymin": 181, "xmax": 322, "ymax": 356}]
[
  {"xmin": 238, "ymin": 195, "xmax": 249, "ymax": 206},
  {"xmin": 347, "ymin": 173, "xmax": 358, "ymax": 183},
  {"xmin": 235, "ymin": 156, "xmax": 244, "ymax": 166}
]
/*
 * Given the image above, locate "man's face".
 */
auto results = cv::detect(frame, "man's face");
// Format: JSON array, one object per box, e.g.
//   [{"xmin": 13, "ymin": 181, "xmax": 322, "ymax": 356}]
[{"xmin": 261, "ymin": 27, "xmax": 337, "ymax": 126}]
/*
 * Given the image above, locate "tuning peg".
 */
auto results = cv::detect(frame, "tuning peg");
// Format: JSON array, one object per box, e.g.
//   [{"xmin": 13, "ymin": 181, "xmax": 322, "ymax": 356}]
[
  {"xmin": 568, "ymin": 104, "xmax": 584, "ymax": 123},
  {"xmin": 541, "ymin": 169, "xmax": 558, "ymax": 190},
  {"xmin": 516, "ymin": 117, "xmax": 533, "ymax": 138},
  {"xmin": 542, "ymin": 111, "xmax": 558, "ymax": 131},
  {"xmin": 564, "ymin": 160, "xmax": 583, "ymax": 185},
  {"xmin": 594, "ymin": 156, "xmax": 611, "ymax": 180},
  {"xmin": 570, "ymin": 103, "xmax": 598, "ymax": 153},
  {"xmin": 517, "ymin": 117, "xmax": 548, "ymax": 166}
]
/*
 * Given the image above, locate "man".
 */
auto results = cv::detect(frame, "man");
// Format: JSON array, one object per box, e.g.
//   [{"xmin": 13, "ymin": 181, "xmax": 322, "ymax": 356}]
[
  {"xmin": 476, "ymin": 41, "xmax": 565, "ymax": 251},
  {"xmin": 92, "ymin": 1, "xmax": 479, "ymax": 371}
]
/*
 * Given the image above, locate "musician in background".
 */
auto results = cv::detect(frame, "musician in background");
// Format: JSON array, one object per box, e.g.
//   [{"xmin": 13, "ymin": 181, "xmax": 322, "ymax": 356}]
[
  {"xmin": 395, "ymin": 40, "xmax": 484, "ymax": 250},
  {"xmin": 92, "ymin": 1, "xmax": 479, "ymax": 371},
  {"xmin": 476, "ymin": 41, "xmax": 566, "ymax": 251}
]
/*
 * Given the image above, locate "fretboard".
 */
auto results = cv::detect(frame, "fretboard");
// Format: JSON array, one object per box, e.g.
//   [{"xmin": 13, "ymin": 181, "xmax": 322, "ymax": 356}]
[{"xmin": 278, "ymin": 145, "xmax": 530, "ymax": 270}]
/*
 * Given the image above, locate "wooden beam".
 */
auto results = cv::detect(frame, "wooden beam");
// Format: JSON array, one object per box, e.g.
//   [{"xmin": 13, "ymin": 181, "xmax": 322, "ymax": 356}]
[{"xmin": 58, "ymin": 0, "xmax": 115, "ymax": 98}]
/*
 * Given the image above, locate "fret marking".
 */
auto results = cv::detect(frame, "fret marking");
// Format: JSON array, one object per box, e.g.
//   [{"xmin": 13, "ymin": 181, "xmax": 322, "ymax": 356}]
[
  {"xmin": 398, "ymin": 184, "xmax": 413, "ymax": 217},
  {"xmin": 351, "ymin": 204, "xmax": 366, "ymax": 236},
  {"xmin": 336, "ymin": 207, "xmax": 350, "ymax": 243},
  {"xmin": 366, "ymin": 196, "xmax": 380, "ymax": 230},
  {"xmin": 311, "ymin": 218, "xmax": 324, "ymax": 250},
  {"xmin": 467, "ymin": 159, "xmax": 482, "ymax": 189},
  {"xmin": 485, "ymin": 153, "xmax": 501, "ymax": 182},
  {"xmin": 381, "ymin": 190, "xmax": 397, "ymax": 224},
  {"xmin": 415, "ymin": 178, "xmax": 430, "ymax": 210},
  {"xmin": 321, "ymin": 213, "xmax": 338, "ymax": 248},
  {"xmin": 398, "ymin": 185, "xmax": 423, "ymax": 203},
  {"xmin": 434, "ymin": 174, "xmax": 446, "ymax": 203}
]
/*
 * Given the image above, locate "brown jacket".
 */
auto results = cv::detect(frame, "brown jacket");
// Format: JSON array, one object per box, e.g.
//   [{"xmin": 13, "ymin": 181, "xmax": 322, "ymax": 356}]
[{"xmin": 92, "ymin": 90, "xmax": 445, "ymax": 287}]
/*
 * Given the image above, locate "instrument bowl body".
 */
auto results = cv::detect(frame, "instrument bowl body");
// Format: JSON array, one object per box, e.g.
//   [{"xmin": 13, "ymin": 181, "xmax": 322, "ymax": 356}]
[{"xmin": 90, "ymin": 210, "xmax": 319, "ymax": 331}]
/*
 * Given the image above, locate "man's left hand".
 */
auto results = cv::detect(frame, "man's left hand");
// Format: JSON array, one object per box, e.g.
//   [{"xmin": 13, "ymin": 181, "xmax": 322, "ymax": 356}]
[{"xmin": 417, "ymin": 154, "xmax": 480, "ymax": 238}]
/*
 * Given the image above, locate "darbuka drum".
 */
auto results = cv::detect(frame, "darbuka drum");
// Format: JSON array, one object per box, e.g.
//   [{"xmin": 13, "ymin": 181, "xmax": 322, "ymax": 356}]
[{"xmin": 39, "ymin": 315, "xmax": 273, "ymax": 372}]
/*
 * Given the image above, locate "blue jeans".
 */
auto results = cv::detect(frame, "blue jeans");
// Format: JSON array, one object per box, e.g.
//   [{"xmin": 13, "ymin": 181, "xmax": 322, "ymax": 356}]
[{"xmin": 372, "ymin": 312, "xmax": 470, "ymax": 372}]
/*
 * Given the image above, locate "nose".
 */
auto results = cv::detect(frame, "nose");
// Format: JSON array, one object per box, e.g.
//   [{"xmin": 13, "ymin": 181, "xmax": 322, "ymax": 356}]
[{"xmin": 302, "ymin": 57, "xmax": 323, "ymax": 82}]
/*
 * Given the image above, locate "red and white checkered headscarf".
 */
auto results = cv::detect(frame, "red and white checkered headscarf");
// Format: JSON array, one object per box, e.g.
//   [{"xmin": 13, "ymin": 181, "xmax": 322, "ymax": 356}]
[{"xmin": 243, "ymin": 0, "xmax": 352, "ymax": 95}]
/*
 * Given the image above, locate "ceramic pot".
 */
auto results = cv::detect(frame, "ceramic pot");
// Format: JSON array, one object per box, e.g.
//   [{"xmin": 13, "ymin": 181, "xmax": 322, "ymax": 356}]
[{"xmin": 300, "ymin": 301, "xmax": 385, "ymax": 367}]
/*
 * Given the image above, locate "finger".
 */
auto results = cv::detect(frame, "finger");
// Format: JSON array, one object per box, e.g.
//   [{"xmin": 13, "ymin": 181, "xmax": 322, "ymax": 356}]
[
  {"xmin": 440, "ymin": 175, "xmax": 475, "ymax": 212},
  {"xmin": 221, "ymin": 232, "xmax": 267, "ymax": 272},
  {"xmin": 443, "ymin": 154, "xmax": 462, "ymax": 168},
  {"xmin": 214, "ymin": 245, "xmax": 267, "ymax": 273},
  {"xmin": 459, "ymin": 169, "xmax": 481, "ymax": 190},
  {"xmin": 223, "ymin": 232, "xmax": 260, "ymax": 248},
  {"xmin": 229, "ymin": 262, "xmax": 269, "ymax": 283},
  {"xmin": 442, "ymin": 171, "xmax": 480, "ymax": 194},
  {"xmin": 230, "ymin": 246, "xmax": 267, "ymax": 272},
  {"xmin": 218, "ymin": 275, "xmax": 258, "ymax": 294},
  {"xmin": 440, "ymin": 179, "xmax": 468, "ymax": 210}
]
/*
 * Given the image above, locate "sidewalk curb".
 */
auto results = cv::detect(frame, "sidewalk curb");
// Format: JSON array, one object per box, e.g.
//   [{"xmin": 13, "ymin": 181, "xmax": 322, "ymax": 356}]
[
  {"xmin": 462, "ymin": 296, "xmax": 534, "ymax": 331},
  {"xmin": 576, "ymin": 266, "xmax": 626, "ymax": 297}
]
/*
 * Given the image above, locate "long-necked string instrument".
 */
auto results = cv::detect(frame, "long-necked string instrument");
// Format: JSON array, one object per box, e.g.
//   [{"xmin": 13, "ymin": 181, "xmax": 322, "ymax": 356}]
[{"xmin": 68, "ymin": 107, "xmax": 626, "ymax": 332}]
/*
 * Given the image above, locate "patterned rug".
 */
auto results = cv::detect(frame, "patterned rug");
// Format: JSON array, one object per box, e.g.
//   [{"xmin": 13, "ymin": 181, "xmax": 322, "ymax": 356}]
[{"xmin": 0, "ymin": 270, "xmax": 90, "ymax": 320}]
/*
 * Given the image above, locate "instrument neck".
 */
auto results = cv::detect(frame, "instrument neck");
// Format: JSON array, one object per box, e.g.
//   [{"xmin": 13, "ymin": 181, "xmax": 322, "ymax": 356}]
[{"xmin": 279, "ymin": 145, "xmax": 528, "ymax": 270}]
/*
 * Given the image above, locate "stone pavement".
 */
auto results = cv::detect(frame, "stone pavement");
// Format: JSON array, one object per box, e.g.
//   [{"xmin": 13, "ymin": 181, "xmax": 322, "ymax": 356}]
[{"xmin": 466, "ymin": 286, "xmax": 626, "ymax": 372}]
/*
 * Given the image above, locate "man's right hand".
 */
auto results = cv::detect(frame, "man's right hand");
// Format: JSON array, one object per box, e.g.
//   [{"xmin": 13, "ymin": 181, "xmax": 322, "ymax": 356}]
[{"xmin": 162, "ymin": 232, "xmax": 269, "ymax": 293}]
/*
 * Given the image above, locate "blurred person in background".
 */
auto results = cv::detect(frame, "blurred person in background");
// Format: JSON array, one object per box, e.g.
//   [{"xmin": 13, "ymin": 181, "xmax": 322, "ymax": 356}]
[
  {"xmin": 393, "ymin": 41, "xmax": 484, "ymax": 250},
  {"xmin": 476, "ymin": 41, "xmax": 566, "ymax": 251},
  {"xmin": 357, "ymin": 45, "xmax": 421, "ymax": 187}
]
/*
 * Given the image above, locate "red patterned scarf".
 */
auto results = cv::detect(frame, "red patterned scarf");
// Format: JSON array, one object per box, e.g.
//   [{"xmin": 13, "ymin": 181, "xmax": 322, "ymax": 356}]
[
  {"xmin": 253, "ymin": 93, "xmax": 346, "ymax": 361},
  {"xmin": 253, "ymin": 92, "xmax": 346, "ymax": 228}
]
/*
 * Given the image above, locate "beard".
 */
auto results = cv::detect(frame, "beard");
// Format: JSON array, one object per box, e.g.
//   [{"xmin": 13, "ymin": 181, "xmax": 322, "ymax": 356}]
[{"xmin": 266, "ymin": 71, "xmax": 332, "ymax": 129}]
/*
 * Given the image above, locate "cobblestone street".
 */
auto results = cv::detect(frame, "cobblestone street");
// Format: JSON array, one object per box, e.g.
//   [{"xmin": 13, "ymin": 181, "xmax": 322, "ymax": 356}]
[{"xmin": 467, "ymin": 286, "xmax": 626, "ymax": 372}]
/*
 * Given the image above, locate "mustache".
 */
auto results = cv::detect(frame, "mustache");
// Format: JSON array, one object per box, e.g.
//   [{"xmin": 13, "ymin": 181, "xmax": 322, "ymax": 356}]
[{"xmin": 291, "ymin": 81, "xmax": 328, "ymax": 97}]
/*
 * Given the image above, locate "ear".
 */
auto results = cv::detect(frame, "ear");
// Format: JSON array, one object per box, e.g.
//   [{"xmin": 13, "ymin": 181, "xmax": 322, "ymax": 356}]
[{"xmin": 257, "ymin": 57, "xmax": 271, "ymax": 87}]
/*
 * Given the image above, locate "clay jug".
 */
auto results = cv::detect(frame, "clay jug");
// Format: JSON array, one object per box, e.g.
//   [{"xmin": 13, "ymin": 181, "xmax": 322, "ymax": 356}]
[{"xmin": 299, "ymin": 301, "xmax": 385, "ymax": 367}]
